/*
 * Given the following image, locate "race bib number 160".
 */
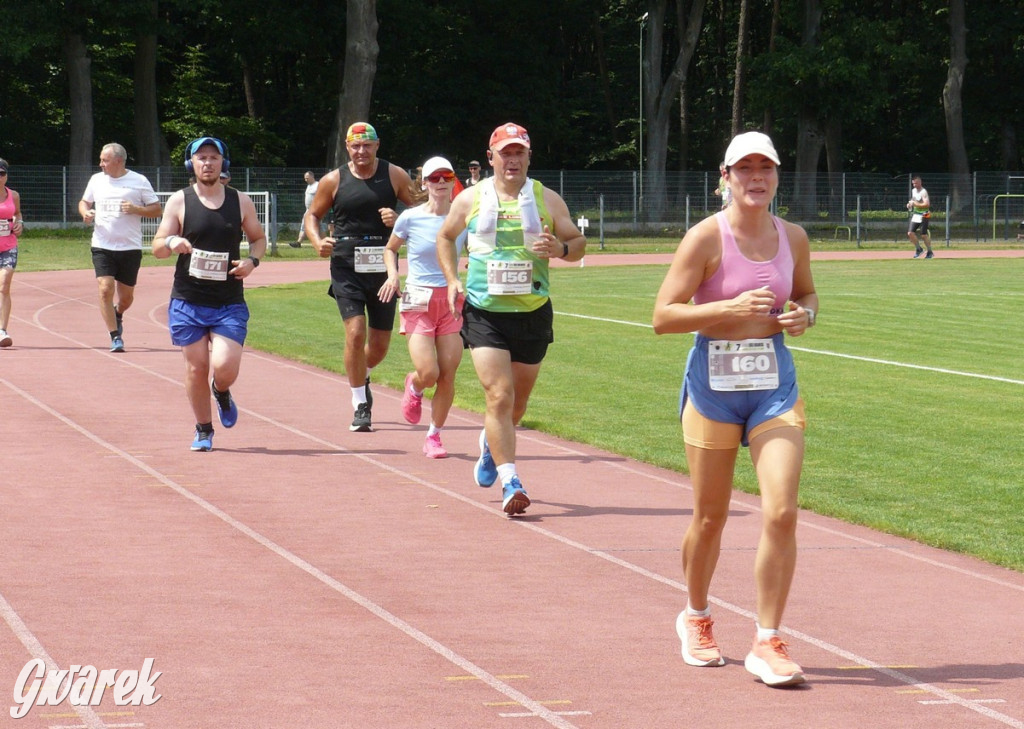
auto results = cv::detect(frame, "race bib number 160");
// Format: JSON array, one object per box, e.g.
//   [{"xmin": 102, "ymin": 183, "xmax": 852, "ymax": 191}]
[{"xmin": 707, "ymin": 338, "xmax": 779, "ymax": 391}]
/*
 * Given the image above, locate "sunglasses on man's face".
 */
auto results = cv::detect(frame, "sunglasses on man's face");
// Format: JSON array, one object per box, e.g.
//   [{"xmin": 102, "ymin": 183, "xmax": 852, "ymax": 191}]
[
  {"xmin": 0, "ymin": 170, "xmax": 8, "ymax": 176},
  {"xmin": 425, "ymin": 172, "xmax": 455, "ymax": 183}
]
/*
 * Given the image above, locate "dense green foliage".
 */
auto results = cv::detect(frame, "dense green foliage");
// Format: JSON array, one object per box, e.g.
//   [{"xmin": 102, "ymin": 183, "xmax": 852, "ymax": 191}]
[{"xmin": 1, "ymin": 1, "xmax": 1022, "ymax": 172}]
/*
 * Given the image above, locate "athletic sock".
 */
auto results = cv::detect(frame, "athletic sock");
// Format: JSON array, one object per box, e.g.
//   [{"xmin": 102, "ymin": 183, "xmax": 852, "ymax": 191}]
[
  {"xmin": 496, "ymin": 463, "xmax": 518, "ymax": 485},
  {"xmin": 756, "ymin": 624, "xmax": 779, "ymax": 642},
  {"xmin": 351, "ymin": 385, "xmax": 367, "ymax": 408},
  {"xmin": 427, "ymin": 424, "xmax": 441, "ymax": 436},
  {"xmin": 687, "ymin": 605, "xmax": 711, "ymax": 618}
]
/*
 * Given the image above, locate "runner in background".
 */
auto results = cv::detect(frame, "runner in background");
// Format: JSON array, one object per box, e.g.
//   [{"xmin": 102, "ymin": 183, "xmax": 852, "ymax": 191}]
[
  {"xmin": 151, "ymin": 137, "xmax": 267, "ymax": 452},
  {"xmin": 379, "ymin": 156, "xmax": 465, "ymax": 458},
  {"xmin": 304, "ymin": 122, "xmax": 415, "ymax": 432},
  {"xmin": 78, "ymin": 143, "xmax": 162, "ymax": 352},
  {"xmin": 0, "ymin": 158, "xmax": 24, "ymax": 348},
  {"xmin": 437, "ymin": 122, "xmax": 586, "ymax": 515}
]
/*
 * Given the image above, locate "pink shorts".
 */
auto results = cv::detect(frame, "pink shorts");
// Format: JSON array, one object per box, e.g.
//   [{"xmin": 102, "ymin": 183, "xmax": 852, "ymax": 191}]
[{"xmin": 399, "ymin": 286, "xmax": 464, "ymax": 337}]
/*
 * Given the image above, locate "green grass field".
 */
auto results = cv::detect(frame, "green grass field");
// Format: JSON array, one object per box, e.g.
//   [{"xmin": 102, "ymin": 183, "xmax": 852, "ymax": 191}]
[{"xmin": 17, "ymin": 231, "xmax": 1024, "ymax": 571}]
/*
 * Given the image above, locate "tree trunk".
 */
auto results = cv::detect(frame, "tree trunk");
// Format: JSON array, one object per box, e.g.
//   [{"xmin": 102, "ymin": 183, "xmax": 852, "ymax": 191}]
[
  {"xmin": 794, "ymin": 109, "xmax": 825, "ymax": 218},
  {"xmin": 942, "ymin": 0, "xmax": 970, "ymax": 211},
  {"xmin": 731, "ymin": 0, "xmax": 749, "ymax": 136},
  {"xmin": 133, "ymin": 0, "xmax": 164, "ymax": 167},
  {"xmin": 593, "ymin": 8, "xmax": 618, "ymax": 144},
  {"xmin": 64, "ymin": 31, "xmax": 93, "ymax": 169},
  {"xmin": 824, "ymin": 118, "xmax": 843, "ymax": 219},
  {"xmin": 242, "ymin": 59, "xmax": 259, "ymax": 120},
  {"xmin": 793, "ymin": 0, "xmax": 822, "ymax": 219},
  {"xmin": 762, "ymin": 0, "xmax": 781, "ymax": 135},
  {"xmin": 644, "ymin": 0, "xmax": 706, "ymax": 221},
  {"xmin": 332, "ymin": 0, "xmax": 379, "ymax": 167},
  {"xmin": 1000, "ymin": 120, "xmax": 1018, "ymax": 171}
]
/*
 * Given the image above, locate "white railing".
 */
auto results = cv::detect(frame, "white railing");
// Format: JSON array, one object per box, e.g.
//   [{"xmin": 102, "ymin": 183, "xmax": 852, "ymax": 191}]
[{"xmin": 142, "ymin": 190, "xmax": 276, "ymax": 251}]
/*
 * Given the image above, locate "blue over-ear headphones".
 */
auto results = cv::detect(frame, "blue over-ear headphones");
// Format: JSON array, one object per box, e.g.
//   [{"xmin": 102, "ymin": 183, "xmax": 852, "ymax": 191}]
[{"xmin": 184, "ymin": 137, "xmax": 230, "ymax": 175}]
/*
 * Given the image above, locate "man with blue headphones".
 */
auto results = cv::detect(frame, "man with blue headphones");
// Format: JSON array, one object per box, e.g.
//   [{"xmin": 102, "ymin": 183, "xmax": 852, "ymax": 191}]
[{"xmin": 151, "ymin": 137, "xmax": 268, "ymax": 452}]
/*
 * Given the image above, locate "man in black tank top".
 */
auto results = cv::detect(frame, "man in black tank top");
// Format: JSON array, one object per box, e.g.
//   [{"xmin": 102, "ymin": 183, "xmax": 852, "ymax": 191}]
[
  {"xmin": 304, "ymin": 122, "xmax": 415, "ymax": 432},
  {"xmin": 151, "ymin": 137, "xmax": 268, "ymax": 452}
]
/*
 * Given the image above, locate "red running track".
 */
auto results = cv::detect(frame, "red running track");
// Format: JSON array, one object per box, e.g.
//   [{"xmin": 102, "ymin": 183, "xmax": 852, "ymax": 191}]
[{"xmin": 0, "ymin": 255, "xmax": 1020, "ymax": 729}]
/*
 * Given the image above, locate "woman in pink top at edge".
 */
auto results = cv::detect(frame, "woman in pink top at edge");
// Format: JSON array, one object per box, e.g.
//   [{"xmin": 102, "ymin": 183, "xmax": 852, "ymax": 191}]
[
  {"xmin": 0, "ymin": 159, "xmax": 25, "ymax": 348},
  {"xmin": 653, "ymin": 132, "xmax": 818, "ymax": 687}
]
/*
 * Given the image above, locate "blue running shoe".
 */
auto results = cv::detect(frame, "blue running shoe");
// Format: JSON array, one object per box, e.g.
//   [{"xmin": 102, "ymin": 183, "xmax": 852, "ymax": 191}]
[
  {"xmin": 501, "ymin": 476, "xmax": 530, "ymax": 515},
  {"xmin": 212, "ymin": 379, "xmax": 238, "ymax": 428},
  {"xmin": 191, "ymin": 427, "xmax": 214, "ymax": 452},
  {"xmin": 474, "ymin": 429, "xmax": 498, "ymax": 487},
  {"xmin": 110, "ymin": 335, "xmax": 125, "ymax": 353}
]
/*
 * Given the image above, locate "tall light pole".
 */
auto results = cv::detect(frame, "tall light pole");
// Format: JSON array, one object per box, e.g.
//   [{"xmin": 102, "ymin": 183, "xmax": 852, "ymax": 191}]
[{"xmin": 639, "ymin": 12, "xmax": 648, "ymax": 207}]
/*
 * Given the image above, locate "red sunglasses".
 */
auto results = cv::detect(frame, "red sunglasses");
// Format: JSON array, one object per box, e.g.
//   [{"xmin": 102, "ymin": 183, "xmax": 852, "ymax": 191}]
[{"xmin": 425, "ymin": 171, "xmax": 455, "ymax": 183}]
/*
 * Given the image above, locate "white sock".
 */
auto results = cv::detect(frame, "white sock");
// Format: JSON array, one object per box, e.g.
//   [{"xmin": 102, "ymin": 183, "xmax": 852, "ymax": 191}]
[
  {"xmin": 427, "ymin": 424, "xmax": 441, "ymax": 436},
  {"xmin": 351, "ymin": 385, "xmax": 367, "ymax": 408},
  {"xmin": 687, "ymin": 605, "xmax": 711, "ymax": 618},
  {"xmin": 756, "ymin": 624, "xmax": 779, "ymax": 642},
  {"xmin": 496, "ymin": 463, "xmax": 518, "ymax": 485}
]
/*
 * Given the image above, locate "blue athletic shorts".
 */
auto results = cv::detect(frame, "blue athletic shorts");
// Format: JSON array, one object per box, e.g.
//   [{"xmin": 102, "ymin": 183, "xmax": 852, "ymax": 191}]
[
  {"xmin": 680, "ymin": 332, "xmax": 799, "ymax": 447},
  {"xmin": 168, "ymin": 298, "xmax": 249, "ymax": 347}
]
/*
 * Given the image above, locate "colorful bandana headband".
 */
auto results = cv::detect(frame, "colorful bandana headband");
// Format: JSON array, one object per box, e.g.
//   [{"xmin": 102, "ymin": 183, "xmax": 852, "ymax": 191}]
[{"xmin": 346, "ymin": 123, "xmax": 378, "ymax": 142}]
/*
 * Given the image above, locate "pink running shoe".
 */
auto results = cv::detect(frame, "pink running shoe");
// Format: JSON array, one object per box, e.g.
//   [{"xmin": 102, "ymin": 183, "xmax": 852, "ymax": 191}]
[
  {"xmin": 401, "ymin": 372, "xmax": 422, "ymax": 424},
  {"xmin": 675, "ymin": 611, "xmax": 724, "ymax": 667},
  {"xmin": 744, "ymin": 636, "xmax": 805, "ymax": 687},
  {"xmin": 422, "ymin": 432, "xmax": 447, "ymax": 459}
]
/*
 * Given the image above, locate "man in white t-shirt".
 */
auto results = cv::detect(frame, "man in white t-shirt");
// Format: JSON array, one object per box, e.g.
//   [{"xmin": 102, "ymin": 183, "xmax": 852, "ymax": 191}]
[
  {"xmin": 78, "ymin": 143, "xmax": 162, "ymax": 352},
  {"xmin": 290, "ymin": 171, "xmax": 319, "ymax": 248}
]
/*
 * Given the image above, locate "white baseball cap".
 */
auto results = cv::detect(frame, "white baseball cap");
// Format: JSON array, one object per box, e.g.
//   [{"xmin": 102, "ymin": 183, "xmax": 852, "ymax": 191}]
[
  {"xmin": 724, "ymin": 132, "xmax": 781, "ymax": 167},
  {"xmin": 421, "ymin": 156, "xmax": 454, "ymax": 179}
]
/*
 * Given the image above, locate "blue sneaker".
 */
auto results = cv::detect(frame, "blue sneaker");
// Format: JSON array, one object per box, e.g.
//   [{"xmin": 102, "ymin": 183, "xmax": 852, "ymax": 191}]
[
  {"xmin": 191, "ymin": 427, "xmax": 214, "ymax": 452},
  {"xmin": 110, "ymin": 335, "xmax": 125, "ymax": 353},
  {"xmin": 501, "ymin": 476, "xmax": 530, "ymax": 516},
  {"xmin": 474, "ymin": 429, "xmax": 498, "ymax": 487},
  {"xmin": 212, "ymin": 379, "xmax": 238, "ymax": 428}
]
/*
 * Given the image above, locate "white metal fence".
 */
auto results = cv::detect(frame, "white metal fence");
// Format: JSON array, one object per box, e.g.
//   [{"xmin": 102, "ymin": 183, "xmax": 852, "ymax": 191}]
[
  {"xmin": 11, "ymin": 166, "xmax": 1024, "ymax": 243},
  {"xmin": 141, "ymin": 191, "xmax": 277, "ymax": 252}
]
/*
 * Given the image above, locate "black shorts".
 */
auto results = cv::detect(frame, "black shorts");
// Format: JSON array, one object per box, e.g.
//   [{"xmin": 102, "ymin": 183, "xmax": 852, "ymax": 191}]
[
  {"xmin": 908, "ymin": 217, "xmax": 930, "ymax": 235},
  {"xmin": 461, "ymin": 299, "xmax": 553, "ymax": 365},
  {"xmin": 327, "ymin": 268, "xmax": 396, "ymax": 331},
  {"xmin": 91, "ymin": 248, "xmax": 143, "ymax": 286}
]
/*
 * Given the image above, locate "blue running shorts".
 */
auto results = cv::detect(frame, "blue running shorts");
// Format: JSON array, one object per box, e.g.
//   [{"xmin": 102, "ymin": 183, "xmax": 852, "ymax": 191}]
[
  {"xmin": 168, "ymin": 298, "xmax": 249, "ymax": 347},
  {"xmin": 680, "ymin": 332, "xmax": 802, "ymax": 447}
]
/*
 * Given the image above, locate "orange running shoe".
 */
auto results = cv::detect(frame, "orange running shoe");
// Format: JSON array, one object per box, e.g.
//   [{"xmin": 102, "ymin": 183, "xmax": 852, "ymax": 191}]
[
  {"xmin": 744, "ymin": 636, "xmax": 805, "ymax": 686},
  {"xmin": 675, "ymin": 611, "xmax": 724, "ymax": 667}
]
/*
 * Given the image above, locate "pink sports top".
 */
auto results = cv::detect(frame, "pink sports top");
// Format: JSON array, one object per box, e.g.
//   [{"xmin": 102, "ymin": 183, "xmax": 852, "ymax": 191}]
[
  {"xmin": 0, "ymin": 187, "xmax": 17, "ymax": 252},
  {"xmin": 693, "ymin": 211, "xmax": 793, "ymax": 316}
]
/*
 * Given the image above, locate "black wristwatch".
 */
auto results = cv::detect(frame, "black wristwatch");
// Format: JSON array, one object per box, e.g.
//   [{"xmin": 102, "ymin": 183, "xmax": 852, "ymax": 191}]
[
  {"xmin": 248, "ymin": 256, "xmax": 260, "ymax": 268},
  {"xmin": 561, "ymin": 242, "xmax": 569, "ymax": 258}
]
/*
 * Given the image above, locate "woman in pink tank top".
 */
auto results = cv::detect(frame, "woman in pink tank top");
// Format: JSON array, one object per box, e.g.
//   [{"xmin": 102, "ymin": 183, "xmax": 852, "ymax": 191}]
[
  {"xmin": 0, "ymin": 158, "xmax": 24, "ymax": 348},
  {"xmin": 652, "ymin": 132, "xmax": 819, "ymax": 687}
]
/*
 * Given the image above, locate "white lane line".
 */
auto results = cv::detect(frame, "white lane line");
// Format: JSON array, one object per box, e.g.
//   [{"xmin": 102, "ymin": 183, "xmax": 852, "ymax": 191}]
[
  {"xmin": 7, "ymin": 373, "xmax": 1024, "ymax": 728},
  {"xmin": 0, "ymin": 591, "xmax": 109, "ymax": 728},
  {"xmin": 556, "ymin": 311, "xmax": 1024, "ymax": 385},
  {"xmin": 20, "ymin": 284, "xmax": 1024, "ymax": 594},
  {"xmin": 15, "ymin": 284, "xmax": 1024, "ymax": 727},
  {"xmin": 1, "ymin": 378, "xmax": 582, "ymax": 729}
]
